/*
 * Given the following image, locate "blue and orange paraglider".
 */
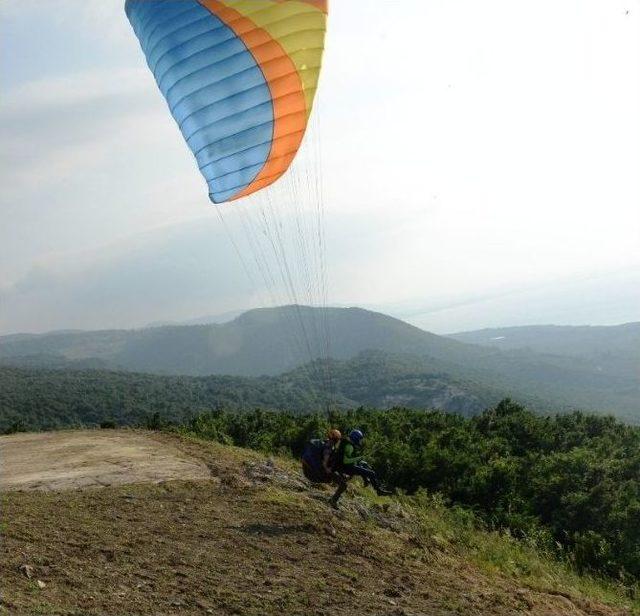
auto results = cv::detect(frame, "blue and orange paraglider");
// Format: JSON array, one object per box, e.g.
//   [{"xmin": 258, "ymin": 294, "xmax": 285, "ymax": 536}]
[
  {"xmin": 126, "ymin": 0, "xmax": 333, "ymax": 409},
  {"xmin": 125, "ymin": 0, "xmax": 327, "ymax": 203}
]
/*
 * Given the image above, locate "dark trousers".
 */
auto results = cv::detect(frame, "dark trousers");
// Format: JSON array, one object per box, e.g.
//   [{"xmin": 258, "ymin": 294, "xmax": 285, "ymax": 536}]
[
  {"xmin": 331, "ymin": 464, "xmax": 380, "ymax": 503},
  {"xmin": 342, "ymin": 464, "xmax": 380, "ymax": 488}
]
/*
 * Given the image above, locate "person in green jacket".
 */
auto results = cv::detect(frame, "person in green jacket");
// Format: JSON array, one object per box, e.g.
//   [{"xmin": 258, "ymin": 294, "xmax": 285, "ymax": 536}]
[{"xmin": 329, "ymin": 429, "xmax": 392, "ymax": 508}]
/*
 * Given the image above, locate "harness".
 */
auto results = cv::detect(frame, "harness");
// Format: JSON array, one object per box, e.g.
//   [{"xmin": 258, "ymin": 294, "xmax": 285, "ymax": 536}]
[{"xmin": 301, "ymin": 438, "xmax": 334, "ymax": 482}]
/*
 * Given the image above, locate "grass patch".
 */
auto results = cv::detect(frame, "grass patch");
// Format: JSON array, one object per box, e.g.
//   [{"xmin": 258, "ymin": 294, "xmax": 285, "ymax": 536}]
[{"xmin": 399, "ymin": 491, "xmax": 639, "ymax": 613}]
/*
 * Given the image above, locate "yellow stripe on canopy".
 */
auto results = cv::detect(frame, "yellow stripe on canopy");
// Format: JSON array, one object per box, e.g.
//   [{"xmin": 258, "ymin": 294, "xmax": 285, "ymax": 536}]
[{"xmin": 218, "ymin": 0, "xmax": 327, "ymax": 117}]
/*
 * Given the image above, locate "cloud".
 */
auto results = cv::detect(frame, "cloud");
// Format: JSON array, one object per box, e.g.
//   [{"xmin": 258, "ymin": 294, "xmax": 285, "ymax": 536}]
[
  {"xmin": 2, "ymin": 67, "xmax": 150, "ymax": 116},
  {"xmin": 0, "ymin": 199, "xmax": 447, "ymax": 334},
  {"xmin": 1, "ymin": 1, "xmax": 129, "ymax": 42},
  {"xmin": 0, "ymin": 219, "xmax": 254, "ymax": 334},
  {"xmin": 2, "ymin": 213, "xmax": 638, "ymax": 336},
  {"xmin": 391, "ymin": 269, "xmax": 640, "ymax": 333},
  {"xmin": 1, "ymin": 0, "xmax": 638, "ymax": 336},
  {"xmin": 0, "ymin": 65, "xmax": 206, "ymax": 285},
  {"xmin": 1, "ymin": 67, "xmax": 159, "ymax": 188}
]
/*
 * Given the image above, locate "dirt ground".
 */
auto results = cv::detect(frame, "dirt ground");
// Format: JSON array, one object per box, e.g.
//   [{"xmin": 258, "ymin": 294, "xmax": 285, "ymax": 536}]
[
  {"xmin": 0, "ymin": 430, "xmax": 210, "ymax": 491},
  {"xmin": 0, "ymin": 431, "xmax": 633, "ymax": 616}
]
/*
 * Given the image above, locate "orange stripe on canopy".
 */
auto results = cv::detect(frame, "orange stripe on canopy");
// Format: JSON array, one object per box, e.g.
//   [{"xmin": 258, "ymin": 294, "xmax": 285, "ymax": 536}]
[{"xmin": 199, "ymin": 0, "xmax": 308, "ymax": 201}]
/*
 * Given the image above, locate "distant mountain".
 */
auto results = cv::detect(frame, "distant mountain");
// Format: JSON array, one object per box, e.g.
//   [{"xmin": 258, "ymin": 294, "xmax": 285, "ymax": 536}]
[
  {"xmin": 0, "ymin": 307, "xmax": 637, "ymax": 418},
  {"xmin": 450, "ymin": 322, "xmax": 640, "ymax": 355},
  {"xmin": 0, "ymin": 306, "xmax": 478, "ymax": 376},
  {"xmin": 0, "ymin": 354, "xmax": 112, "ymax": 371},
  {"xmin": 145, "ymin": 309, "xmax": 244, "ymax": 329},
  {"xmin": 450, "ymin": 323, "xmax": 640, "ymax": 381}
]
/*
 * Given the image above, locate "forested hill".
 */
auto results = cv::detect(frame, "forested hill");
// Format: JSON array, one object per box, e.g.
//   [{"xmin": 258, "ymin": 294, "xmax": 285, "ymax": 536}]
[
  {"xmin": 0, "ymin": 351, "xmax": 507, "ymax": 433},
  {"xmin": 450, "ymin": 323, "xmax": 640, "ymax": 374},
  {"xmin": 0, "ymin": 307, "xmax": 467, "ymax": 376},
  {"xmin": 1, "ymin": 307, "xmax": 638, "ymax": 418}
]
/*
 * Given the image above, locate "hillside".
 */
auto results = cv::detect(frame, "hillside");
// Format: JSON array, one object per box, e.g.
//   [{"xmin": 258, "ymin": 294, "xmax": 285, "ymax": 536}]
[
  {"xmin": 450, "ymin": 323, "xmax": 640, "ymax": 379},
  {"xmin": 0, "ymin": 306, "xmax": 469, "ymax": 376},
  {"xmin": 1, "ymin": 307, "xmax": 638, "ymax": 418},
  {"xmin": 450, "ymin": 322, "xmax": 640, "ymax": 354},
  {"xmin": 1, "ymin": 430, "xmax": 634, "ymax": 615},
  {"xmin": 0, "ymin": 353, "xmax": 504, "ymax": 432}
]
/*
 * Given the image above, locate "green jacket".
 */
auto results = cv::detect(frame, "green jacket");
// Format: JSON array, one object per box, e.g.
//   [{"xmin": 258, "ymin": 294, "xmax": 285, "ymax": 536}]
[{"xmin": 342, "ymin": 441, "xmax": 362, "ymax": 466}]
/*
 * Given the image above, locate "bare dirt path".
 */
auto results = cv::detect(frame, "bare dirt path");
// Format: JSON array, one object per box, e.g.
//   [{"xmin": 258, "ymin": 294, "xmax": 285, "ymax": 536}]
[{"xmin": 0, "ymin": 430, "xmax": 210, "ymax": 491}]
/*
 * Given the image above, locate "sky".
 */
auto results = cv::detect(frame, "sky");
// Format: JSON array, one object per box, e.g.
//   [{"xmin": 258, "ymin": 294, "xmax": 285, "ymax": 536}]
[{"xmin": 1, "ymin": 0, "xmax": 639, "ymax": 335}]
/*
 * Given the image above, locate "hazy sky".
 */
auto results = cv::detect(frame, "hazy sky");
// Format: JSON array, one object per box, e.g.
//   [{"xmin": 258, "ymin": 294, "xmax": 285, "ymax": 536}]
[{"xmin": 1, "ymin": 0, "xmax": 639, "ymax": 335}]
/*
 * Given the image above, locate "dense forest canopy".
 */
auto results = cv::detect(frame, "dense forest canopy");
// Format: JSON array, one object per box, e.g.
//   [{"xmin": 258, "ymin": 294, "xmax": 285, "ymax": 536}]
[
  {"xmin": 176, "ymin": 401, "xmax": 640, "ymax": 583},
  {"xmin": 0, "ymin": 358, "xmax": 507, "ymax": 433}
]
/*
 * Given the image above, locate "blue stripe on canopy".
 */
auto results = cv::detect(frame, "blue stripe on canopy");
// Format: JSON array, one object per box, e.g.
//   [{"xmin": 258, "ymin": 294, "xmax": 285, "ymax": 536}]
[{"xmin": 125, "ymin": 0, "xmax": 274, "ymax": 203}]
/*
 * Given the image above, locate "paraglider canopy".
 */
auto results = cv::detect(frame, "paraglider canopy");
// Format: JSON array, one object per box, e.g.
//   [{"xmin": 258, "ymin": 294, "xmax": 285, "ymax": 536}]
[{"xmin": 125, "ymin": 0, "xmax": 328, "ymax": 203}]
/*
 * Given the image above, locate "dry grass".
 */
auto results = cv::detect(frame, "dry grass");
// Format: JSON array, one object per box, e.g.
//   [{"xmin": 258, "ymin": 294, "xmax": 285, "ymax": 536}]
[{"xmin": 0, "ymin": 431, "xmax": 636, "ymax": 615}]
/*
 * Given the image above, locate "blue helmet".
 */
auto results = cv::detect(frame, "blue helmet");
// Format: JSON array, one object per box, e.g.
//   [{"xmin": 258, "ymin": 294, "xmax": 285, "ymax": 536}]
[{"xmin": 349, "ymin": 429, "xmax": 364, "ymax": 446}]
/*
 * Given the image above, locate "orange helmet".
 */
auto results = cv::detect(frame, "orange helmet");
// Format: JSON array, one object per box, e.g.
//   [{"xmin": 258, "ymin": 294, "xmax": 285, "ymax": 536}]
[{"xmin": 327, "ymin": 428, "xmax": 342, "ymax": 442}]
